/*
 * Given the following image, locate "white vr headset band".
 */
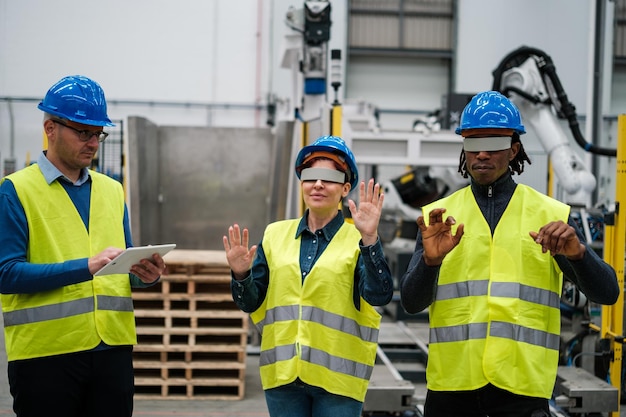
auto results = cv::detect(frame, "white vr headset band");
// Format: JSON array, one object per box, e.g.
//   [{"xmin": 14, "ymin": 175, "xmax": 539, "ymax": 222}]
[
  {"xmin": 463, "ymin": 136, "xmax": 512, "ymax": 152},
  {"xmin": 300, "ymin": 167, "xmax": 346, "ymax": 184}
]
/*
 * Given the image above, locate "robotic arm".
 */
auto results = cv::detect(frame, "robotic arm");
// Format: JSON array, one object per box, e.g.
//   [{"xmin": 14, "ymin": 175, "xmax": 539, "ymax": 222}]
[{"xmin": 492, "ymin": 46, "xmax": 616, "ymax": 206}]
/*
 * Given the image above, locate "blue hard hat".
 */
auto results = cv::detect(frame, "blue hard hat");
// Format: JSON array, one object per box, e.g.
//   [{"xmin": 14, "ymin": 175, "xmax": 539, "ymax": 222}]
[
  {"xmin": 295, "ymin": 135, "xmax": 359, "ymax": 190},
  {"xmin": 38, "ymin": 75, "xmax": 115, "ymax": 127},
  {"xmin": 455, "ymin": 91, "xmax": 525, "ymax": 135}
]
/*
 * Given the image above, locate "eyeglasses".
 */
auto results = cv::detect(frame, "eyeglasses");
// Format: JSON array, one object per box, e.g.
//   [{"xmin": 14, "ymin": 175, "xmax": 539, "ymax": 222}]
[{"xmin": 51, "ymin": 119, "xmax": 109, "ymax": 143}]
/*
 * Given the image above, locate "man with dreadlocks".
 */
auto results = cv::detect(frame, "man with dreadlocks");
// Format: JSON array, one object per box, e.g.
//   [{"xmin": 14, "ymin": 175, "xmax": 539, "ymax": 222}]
[{"xmin": 400, "ymin": 91, "xmax": 618, "ymax": 417}]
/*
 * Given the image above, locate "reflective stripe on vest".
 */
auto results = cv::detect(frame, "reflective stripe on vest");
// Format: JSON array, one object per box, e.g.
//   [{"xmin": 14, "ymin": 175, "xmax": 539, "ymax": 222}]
[
  {"xmin": 252, "ymin": 218, "xmax": 381, "ymax": 402},
  {"xmin": 430, "ymin": 322, "xmax": 560, "ymax": 351},
  {"xmin": 98, "ymin": 294, "xmax": 134, "ymax": 312},
  {"xmin": 490, "ymin": 321, "xmax": 561, "ymax": 351},
  {"xmin": 259, "ymin": 344, "xmax": 374, "ymax": 381},
  {"xmin": 4, "ymin": 297, "xmax": 94, "ymax": 327},
  {"xmin": 491, "ymin": 282, "xmax": 561, "ymax": 309},
  {"xmin": 430, "ymin": 323, "xmax": 488, "ymax": 343},
  {"xmin": 432, "ymin": 280, "xmax": 561, "ymax": 351},
  {"xmin": 437, "ymin": 281, "xmax": 560, "ymax": 311},
  {"xmin": 422, "ymin": 184, "xmax": 569, "ymax": 399},
  {"xmin": 3, "ymin": 295, "xmax": 133, "ymax": 327},
  {"xmin": 254, "ymin": 304, "xmax": 299, "ymax": 334},
  {"xmin": 256, "ymin": 305, "xmax": 379, "ymax": 344}
]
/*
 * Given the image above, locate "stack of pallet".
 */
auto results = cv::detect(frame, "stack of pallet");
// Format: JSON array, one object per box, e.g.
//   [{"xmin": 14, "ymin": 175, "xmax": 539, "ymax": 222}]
[{"xmin": 132, "ymin": 249, "xmax": 248, "ymax": 400}]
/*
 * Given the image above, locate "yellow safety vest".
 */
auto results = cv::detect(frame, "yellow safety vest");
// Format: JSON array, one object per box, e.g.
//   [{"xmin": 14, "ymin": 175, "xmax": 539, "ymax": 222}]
[
  {"xmin": 251, "ymin": 219, "xmax": 382, "ymax": 402},
  {"xmin": 423, "ymin": 184, "xmax": 569, "ymax": 399},
  {"xmin": 1, "ymin": 164, "xmax": 136, "ymax": 361}
]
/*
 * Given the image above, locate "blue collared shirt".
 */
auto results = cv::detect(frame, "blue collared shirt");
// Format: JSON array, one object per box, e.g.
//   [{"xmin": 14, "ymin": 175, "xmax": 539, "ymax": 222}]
[
  {"xmin": 0, "ymin": 152, "xmax": 147, "ymax": 294},
  {"xmin": 231, "ymin": 210, "xmax": 393, "ymax": 312}
]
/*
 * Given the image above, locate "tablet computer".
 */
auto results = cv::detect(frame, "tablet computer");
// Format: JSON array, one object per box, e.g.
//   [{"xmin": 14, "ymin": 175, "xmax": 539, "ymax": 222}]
[{"xmin": 94, "ymin": 244, "xmax": 176, "ymax": 276}]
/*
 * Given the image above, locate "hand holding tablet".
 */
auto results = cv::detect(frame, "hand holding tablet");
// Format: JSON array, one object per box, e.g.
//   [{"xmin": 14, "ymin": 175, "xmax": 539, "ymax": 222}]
[{"xmin": 94, "ymin": 244, "xmax": 176, "ymax": 276}]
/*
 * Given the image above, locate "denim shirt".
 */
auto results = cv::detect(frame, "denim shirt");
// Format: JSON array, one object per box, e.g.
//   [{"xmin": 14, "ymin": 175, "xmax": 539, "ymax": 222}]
[{"xmin": 231, "ymin": 210, "xmax": 393, "ymax": 313}]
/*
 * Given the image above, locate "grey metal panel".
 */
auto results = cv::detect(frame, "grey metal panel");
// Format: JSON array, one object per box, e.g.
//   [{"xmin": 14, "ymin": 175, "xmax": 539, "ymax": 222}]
[
  {"xmin": 128, "ymin": 117, "xmax": 273, "ymax": 250},
  {"xmin": 403, "ymin": 17, "xmax": 452, "ymax": 50},
  {"xmin": 404, "ymin": 0, "xmax": 453, "ymax": 13},
  {"xmin": 364, "ymin": 365, "xmax": 415, "ymax": 413},
  {"xmin": 555, "ymin": 366, "xmax": 619, "ymax": 413},
  {"xmin": 350, "ymin": 16, "xmax": 400, "ymax": 48},
  {"xmin": 616, "ymin": 0, "xmax": 626, "ymax": 58},
  {"xmin": 268, "ymin": 121, "xmax": 295, "ymax": 223},
  {"xmin": 351, "ymin": 0, "xmax": 401, "ymax": 12},
  {"xmin": 349, "ymin": 0, "xmax": 453, "ymax": 51},
  {"xmin": 617, "ymin": 23, "xmax": 626, "ymax": 58},
  {"xmin": 127, "ymin": 116, "xmax": 160, "ymax": 247}
]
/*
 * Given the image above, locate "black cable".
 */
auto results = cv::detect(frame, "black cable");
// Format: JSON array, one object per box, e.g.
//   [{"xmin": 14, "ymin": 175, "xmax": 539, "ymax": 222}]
[{"xmin": 492, "ymin": 46, "xmax": 617, "ymax": 157}]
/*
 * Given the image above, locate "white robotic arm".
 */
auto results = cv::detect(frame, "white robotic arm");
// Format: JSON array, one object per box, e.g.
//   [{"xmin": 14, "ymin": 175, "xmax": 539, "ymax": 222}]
[{"xmin": 498, "ymin": 56, "xmax": 596, "ymax": 206}]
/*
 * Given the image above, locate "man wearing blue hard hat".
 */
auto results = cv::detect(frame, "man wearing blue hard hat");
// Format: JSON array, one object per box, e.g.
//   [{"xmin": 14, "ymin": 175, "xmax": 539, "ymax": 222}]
[
  {"xmin": 400, "ymin": 91, "xmax": 618, "ymax": 416},
  {"xmin": 223, "ymin": 135, "xmax": 393, "ymax": 417},
  {"xmin": 0, "ymin": 75, "xmax": 166, "ymax": 417}
]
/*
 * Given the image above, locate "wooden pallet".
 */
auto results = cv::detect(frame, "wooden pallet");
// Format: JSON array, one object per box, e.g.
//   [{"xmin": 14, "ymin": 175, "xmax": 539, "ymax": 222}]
[{"xmin": 133, "ymin": 250, "xmax": 248, "ymax": 400}]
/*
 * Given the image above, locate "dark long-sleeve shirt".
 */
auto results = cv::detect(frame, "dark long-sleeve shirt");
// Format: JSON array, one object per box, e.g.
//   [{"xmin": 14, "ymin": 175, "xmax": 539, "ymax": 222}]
[
  {"xmin": 231, "ymin": 210, "xmax": 394, "ymax": 313},
  {"xmin": 400, "ymin": 172, "xmax": 619, "ymax": 314}
]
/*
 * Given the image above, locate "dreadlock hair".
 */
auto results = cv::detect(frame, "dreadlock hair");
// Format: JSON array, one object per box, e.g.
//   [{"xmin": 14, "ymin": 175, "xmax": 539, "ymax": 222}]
[{"xmin": 458, "ymin": 133, "xmax": 532, "ymax": 178}]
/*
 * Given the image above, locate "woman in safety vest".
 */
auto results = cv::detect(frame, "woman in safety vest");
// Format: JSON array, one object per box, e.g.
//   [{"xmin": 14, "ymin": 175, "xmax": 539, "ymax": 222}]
[
  {"xmin": 223, "ymin": 135, "xmax": 394, "ymax": 417},
  {"xmin": 400, "ymin": 91, "xmax": 619, "ymax": 417}
]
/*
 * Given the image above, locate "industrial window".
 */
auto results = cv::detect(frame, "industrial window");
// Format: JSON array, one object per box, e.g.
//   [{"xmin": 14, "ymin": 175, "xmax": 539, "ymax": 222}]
[{"xmin": 348, "ymin": 0, "xmax": 454, "ymax": 58}]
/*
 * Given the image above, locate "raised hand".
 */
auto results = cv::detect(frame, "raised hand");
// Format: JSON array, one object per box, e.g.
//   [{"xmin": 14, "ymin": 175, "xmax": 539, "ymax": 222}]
[
  {"xmin": 529, "ymin": 220, "xmax": 585, "ymax": 259},
  {"xmin": 223, "ymin": 224, "xmax": 257, "ymax": 280},
  {"xmin": 417, "ymin": 207, "xmax": 464, "ymax": 266},
  {"xmin": 348, "ymin": 179, "xmax": 384, "ymax": 246}
]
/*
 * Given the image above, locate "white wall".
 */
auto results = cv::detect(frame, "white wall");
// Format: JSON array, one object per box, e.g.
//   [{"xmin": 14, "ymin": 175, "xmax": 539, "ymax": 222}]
[
  {"xmin": 0, "ymin": 1, "xmax": 263, "ymax": 101},
  {"xmin": 456, "ymin": 0, "xmax": 593, "ymax": 107},
  {"xmin": 0, "ymin": 0, "xmax": 279, "ymax": 170}
]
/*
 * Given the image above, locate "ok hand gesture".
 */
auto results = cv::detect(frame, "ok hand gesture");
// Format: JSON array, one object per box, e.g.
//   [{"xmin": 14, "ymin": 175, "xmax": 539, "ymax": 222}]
[
  {"xmin": 529, "ymin": 220, "xmax": 585, "ymax": 259},
  {"xmin": 417, "ymin": 208, "xmax": 464, "ymax": 266}
]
